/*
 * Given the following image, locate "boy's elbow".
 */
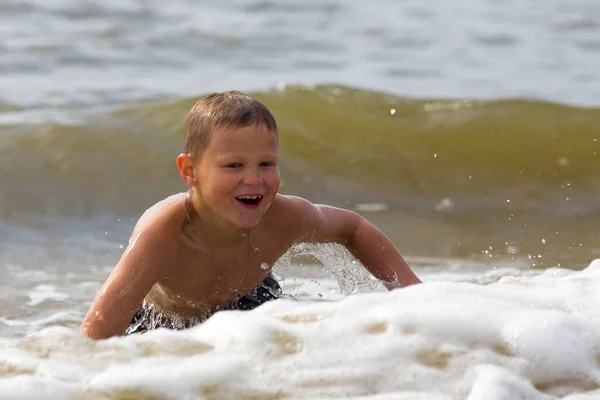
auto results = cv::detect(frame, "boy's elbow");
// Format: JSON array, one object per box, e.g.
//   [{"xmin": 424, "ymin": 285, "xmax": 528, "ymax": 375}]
[
  {"xmin": 339, "ymin": 210, "xmax": 365, "ymax": 248},
  {"xmin": 80, "ymin": 320, "xmax": 103, "ymax": 340},
  {"xmin": 80, "ymin": 325, "xmax": 119, "ymax": 340},
  {"xmin": 79, "ymin": 316, "xmax": 122, "ymax": 340}
]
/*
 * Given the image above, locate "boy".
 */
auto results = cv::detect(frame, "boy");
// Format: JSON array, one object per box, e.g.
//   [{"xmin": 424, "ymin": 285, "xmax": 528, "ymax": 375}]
[{"xmin": 80, "ymin": 91, "xmax": 421, "ymax": 340}]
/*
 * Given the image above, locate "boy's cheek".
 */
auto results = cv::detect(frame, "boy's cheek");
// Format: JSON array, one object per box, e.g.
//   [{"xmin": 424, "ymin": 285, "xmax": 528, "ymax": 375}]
[{"xmin": 268, "ymin": 172, "xmax": 281, "ymax": 189}]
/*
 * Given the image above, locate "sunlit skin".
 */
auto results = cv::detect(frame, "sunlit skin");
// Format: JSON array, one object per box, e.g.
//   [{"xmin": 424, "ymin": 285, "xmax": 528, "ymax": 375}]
[
  {"xmin": 186, "ymin": 124, "xmax": 281, "ymax": 235},
  {"xmin": 80, "ymin": 124, "xmax": 421, "ymax": 340}
]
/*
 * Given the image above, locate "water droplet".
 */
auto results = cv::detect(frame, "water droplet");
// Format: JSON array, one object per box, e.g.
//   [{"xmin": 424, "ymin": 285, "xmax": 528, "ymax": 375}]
[
  {"xmin": 505, "ymin": 245, "xmax": 519, "ymax": 255},
  {"xmin": 260, "ymin": 262, "xmax": 269, "ymax": 270},
  {"xmin": 434, "ymin": 198, "xmax": 453, "ymax": 212},
  {"xmin": 389, "ymin": 108, "xmax": 396, "ymax": 115},
  {"xmin": 541, "ymin": 239, "xmax": 546, "ymax": 244}
]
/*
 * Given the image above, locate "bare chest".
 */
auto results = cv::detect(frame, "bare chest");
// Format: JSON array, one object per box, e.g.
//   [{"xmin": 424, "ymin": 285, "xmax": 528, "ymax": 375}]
[{"xmin": 147, "ymin": 240, "xmax": 287, "ymax": 315}]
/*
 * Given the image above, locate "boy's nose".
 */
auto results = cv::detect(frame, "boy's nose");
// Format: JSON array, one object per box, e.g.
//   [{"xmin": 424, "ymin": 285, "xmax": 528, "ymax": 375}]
[{"xmin": 242, "ymin": 170, "xmax": 262, "ymax": 186}]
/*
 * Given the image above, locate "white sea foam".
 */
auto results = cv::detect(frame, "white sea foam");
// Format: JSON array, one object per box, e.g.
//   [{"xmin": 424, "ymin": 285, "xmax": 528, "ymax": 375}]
[{"xmin": 1, "ymin": 260, "xmax": 600, "ymax": 399}]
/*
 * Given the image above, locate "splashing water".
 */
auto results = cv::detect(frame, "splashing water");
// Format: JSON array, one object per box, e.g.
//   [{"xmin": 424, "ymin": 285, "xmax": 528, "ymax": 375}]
[
  {"xmin": 274, "ymin": 243, "xmax": 386, "ymax": 296},
  {"xmin": 125, "ymin": 301, "xmax": 211, "ymax": 334}
]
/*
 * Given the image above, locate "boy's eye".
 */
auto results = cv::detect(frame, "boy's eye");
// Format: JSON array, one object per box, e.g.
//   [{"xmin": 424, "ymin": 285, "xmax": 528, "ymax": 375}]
[
  {"xmin": 259, "ymin": 161, "xmax": 274, "ymax": 167},
  {"xmin": 226, "ymin": 163, "xmax": 242, "ymax": 168}
]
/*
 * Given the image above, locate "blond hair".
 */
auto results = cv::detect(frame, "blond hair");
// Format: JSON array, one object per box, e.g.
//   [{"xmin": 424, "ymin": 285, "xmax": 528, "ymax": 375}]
[{"xmin": 184, "ymin": 91, "xmax": 278, "ymax": 159}]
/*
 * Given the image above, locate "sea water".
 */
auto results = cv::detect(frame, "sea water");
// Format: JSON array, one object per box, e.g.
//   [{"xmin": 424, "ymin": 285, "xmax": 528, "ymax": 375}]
[
  {"xmin": 1, "ymin": 0, "xmax": 600, "ymax": 398},
  {"xmin": 2, "ymin": 258, "xmax": 600, "ymax": 399}
]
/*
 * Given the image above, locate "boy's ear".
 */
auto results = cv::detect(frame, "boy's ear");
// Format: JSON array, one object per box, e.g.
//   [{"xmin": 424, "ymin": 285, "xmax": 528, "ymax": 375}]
[{"xmin": 176, "ymin": 153, "xmax": 197, "ymax": 186}]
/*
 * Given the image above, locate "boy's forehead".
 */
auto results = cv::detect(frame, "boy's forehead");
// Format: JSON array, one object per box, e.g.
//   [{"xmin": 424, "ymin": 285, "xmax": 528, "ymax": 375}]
[
  {"xmin": 206, "ymin": 124, "xmax": 278, "ymax": 154},
  {"xmin": 210, "ymin": 124, "xmax": 277, "ymax": 144}
]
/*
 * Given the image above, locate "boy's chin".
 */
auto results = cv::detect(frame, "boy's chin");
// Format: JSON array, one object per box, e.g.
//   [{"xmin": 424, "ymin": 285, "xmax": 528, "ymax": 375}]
[
  {"xmin": 232, "ymin": 218, "xmax": 262, "ymax": 229},
  {"xmin": 232, "ymin": 210, "xmax": 267, "ymax": 228}
]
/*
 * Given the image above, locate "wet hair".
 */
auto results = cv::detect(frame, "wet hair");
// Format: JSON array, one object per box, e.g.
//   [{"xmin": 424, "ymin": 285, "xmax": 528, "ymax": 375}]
[{"xmin": 184, "ymin": 91, "xmax": 278, "ymax": 160}]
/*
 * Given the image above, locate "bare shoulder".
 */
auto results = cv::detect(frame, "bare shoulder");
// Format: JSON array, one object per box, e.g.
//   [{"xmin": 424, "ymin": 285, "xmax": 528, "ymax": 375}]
[
  {"xmin": 124, "ymin": 193, "xmax": 186, "ymax": 274},
  {"xmin": 123, "ymin": 195, "xmax": 185, "ymax": 274},
  {"xmin": 266, "ymin": 194, "xmax": 360, "ymax": 244},
  {"xmin": 132, "ymin": 192, "xmax": 186, "ymax": 237},
  {"xmin": 268, "ymin": 194, "xmax": 319, "ymax": 224},
  {"xmin": 269, "ymin": 193, "xmax": 310, "ymax": 212}
]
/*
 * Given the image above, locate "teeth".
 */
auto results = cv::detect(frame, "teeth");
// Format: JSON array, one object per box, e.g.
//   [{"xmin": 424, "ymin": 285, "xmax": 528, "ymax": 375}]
[{"xmin": 238, "ymin": 195, "xmax": 262, "ymax": 200}]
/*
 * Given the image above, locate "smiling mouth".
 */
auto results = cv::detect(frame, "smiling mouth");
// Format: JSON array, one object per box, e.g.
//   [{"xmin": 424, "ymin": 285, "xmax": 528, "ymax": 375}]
[{"xmin": 235, "ymin": 195, "xmax": 263, "ymax": 207}]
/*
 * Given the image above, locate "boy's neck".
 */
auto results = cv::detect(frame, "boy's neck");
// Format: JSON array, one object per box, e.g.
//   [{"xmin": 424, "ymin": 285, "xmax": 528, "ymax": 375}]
[{"xmin": 187, "ymin": 189, "xmax": 251, "ymax": 244}]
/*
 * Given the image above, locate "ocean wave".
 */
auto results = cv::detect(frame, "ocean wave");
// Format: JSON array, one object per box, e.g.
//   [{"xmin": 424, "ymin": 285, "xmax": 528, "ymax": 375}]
[{"xmin": 2, "ymin": 85, "xmax": 598, "ymax": 222}]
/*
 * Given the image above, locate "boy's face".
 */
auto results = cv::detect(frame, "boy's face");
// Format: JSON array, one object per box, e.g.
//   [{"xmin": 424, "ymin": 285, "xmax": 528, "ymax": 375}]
[{"xmin": 195, "ymin": 124, "xmax": 280, "ymax": 229}]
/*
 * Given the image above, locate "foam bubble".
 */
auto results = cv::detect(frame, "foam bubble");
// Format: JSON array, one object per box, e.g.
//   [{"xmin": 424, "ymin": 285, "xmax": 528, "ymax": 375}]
[{"xmin": 1, "ymin": 260, "xmax": 600, "ymax": 399}]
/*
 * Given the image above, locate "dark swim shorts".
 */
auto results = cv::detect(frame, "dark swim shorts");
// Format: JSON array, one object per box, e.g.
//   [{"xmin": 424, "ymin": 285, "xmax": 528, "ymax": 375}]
[{"xmin": 125, "ymin": 273, "xmax": 283, "ymax": 335}]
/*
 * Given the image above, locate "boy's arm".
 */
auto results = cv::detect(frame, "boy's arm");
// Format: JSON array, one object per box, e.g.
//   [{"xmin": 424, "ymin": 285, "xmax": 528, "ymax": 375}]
[
  {"xmin": 79, "ymin": 227, "xmax": 173, "ymax": 339},
  {"xmin": 281, "ymin": 196, "xmax": 421, "ymax": 289}
]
